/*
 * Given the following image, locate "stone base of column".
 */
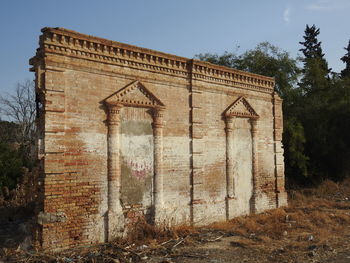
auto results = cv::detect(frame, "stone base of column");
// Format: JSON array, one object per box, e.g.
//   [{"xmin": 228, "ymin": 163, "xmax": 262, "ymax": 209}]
[
  {"xmin": 225, "ymin": 197, "xmax": 238, "ymax": 220},
  {"xmin": 107, "ymin": 211, "xmax": 125, "ymax": 241},
  {"xmin": 153, "ymin": 205, "xmax": 167, "ymax": 225},
  {"xmin": 249, "ymin": 193, "xmax": 258, "ymax": 214},
  {"xmin": 277, "ymin": 191, "xmax": 288, "ymax": 207}
]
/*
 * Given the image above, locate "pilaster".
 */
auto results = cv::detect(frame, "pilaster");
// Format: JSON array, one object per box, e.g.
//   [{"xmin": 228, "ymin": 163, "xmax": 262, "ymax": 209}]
[
  {"xmin": 152, "ymin": 107, "xmax": 165, "ymax": 222},
  {"xmin": 250, "ymin": 119, "xmax": 259, "ymax": 213},
  {"xmin": 106, "ymin": 102, "xmax": 124, "ymax": 240},
  {"xmin": 225, "ymin": 116, "xmax": 236, "ymax": 198}
]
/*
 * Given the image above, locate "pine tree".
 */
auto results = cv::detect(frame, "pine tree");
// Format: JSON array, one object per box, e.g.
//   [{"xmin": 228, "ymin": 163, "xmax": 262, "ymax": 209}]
[
  {"xmin": 341, "ymin": 40, "xmax": 350, "ymax": 78},
  {"xmin": 298, "ymin": 24, "xmax": 333, "ymax": 182},
  {"xmin": 298, "ymin": 24, "xmax": 330, "ymax": 94},
  {"xmin": 299, "ymin": 25, "xmax": 323, "ymax": 58}
]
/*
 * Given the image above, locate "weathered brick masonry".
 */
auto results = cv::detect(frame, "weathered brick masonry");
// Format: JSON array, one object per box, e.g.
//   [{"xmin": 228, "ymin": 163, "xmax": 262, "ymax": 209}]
[{"xmin": 29, "ymin": 27, "xmax": 287, "ymax": 250}]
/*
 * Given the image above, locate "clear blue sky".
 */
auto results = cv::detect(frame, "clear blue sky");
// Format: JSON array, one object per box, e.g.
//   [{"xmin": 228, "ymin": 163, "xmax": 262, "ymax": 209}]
[{"xmin": 0, "ymin": 0, "xmax": 349, "ymax": 94}]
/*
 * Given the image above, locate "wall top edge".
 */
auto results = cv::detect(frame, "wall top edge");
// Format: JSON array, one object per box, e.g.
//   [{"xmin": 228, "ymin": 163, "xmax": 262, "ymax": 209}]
[
  {"xmin": 31, "ymin": 27, "xmax": 275, "ymax": 89},
  {"xmin": 191, "ymin": 60, "xmax": 274, "ymax": 83},
  {"xmin": 41, "ymin": 27, "xmax": 189, "ymax": 63}
]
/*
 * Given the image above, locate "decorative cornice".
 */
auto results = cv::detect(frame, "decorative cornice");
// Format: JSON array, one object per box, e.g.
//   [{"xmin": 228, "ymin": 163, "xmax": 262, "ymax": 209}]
[
  {"xmin": 192, "ymin": 72, "xmax": 273, "ymax": 93},
  {"xmin": 191, "ymin": 60, "xmax": 274, "ymax": 91},
  {"xmin": 30, "ymin": 27, "xmax": 275, "ymax": 93},
  {"xmin": 30, "ymin": 27, "xmax": 189, "ymax": 79}
]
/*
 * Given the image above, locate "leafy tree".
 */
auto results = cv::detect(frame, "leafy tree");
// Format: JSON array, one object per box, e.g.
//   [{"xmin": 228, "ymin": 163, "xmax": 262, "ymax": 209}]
[
  {"xmin": 195, "ymin": 51, "xmax": 239, "ymax": 68},
  {"xmin": 283, "ymin": 117, "xmax": 308, "ymax": 182},
  {"xmin": 324, "ymin": 40, "xmax": 350, "ymax": 180},
  {"xmin": 0, "ymin": 120, "xmax": 20, "ymax": 144},
  {"xmin": 326, "ymin": 86, "xmax": 350, "ymax": 180},
  {"xmin": 341, "ymin": 40, "xmax": 350, "ymax": 79},
  {"xmin": 0, "ymin": 141, "xmax": 23, "ymax": 193},
  {"xmin": 197, "ymin": 42, "xmax": 301, "ymax": 105}
]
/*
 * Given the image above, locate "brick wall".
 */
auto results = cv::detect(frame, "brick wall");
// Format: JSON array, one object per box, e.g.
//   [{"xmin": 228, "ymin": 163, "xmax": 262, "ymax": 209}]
[{"xmin": 29, "ymin": 27, "xmax": 287, "ymax": 251}]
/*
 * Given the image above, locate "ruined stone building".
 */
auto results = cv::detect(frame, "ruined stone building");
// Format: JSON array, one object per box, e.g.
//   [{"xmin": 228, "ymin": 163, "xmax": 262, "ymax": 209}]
[{"xmin": 30, "ymin": 27, "xmax": 287, "ymax": 250}]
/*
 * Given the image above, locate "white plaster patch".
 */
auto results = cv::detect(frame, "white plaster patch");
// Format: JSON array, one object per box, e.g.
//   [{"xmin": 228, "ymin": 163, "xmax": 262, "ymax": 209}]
[
  {"xmin": 78, "ymin": 132, "xmax": 107, "ymax": 155},
  {"xmin": 233, "ymin": 118, "xmax": 253, "ymax": 215},
  {"xmin": 120, "ymin": 134, "xmax": 154, "ymax": 179},
  {"xmin": 255, "ymin": 192, "xmax": 271, "ymax": 213}
]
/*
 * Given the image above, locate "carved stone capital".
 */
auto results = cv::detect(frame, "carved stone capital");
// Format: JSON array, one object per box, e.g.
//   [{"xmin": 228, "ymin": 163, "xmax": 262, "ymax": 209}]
[
  {"xmin": 152, "ymin": 107, "xmax": 165, "ymax": 129},
  {"xmin": 106, "ymin": 102, "xmax": 123, "ymax": 125},
  {"xmin": 250, "ymin": 119, "xmax": 258, "ymax": 134},
  {"xmin": 225, "ymin": 116, "xmax": 235, "ymax": 132}
]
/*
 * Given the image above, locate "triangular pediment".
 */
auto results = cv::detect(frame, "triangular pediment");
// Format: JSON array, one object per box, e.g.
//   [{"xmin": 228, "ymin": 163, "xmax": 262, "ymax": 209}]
[
  {"xmin": 224, "ymin": 96, "xmax": 259, "ymax": 119},
  {"xmin": 104, "ymin": 80, "xmax": 165, "ymax": 108}
]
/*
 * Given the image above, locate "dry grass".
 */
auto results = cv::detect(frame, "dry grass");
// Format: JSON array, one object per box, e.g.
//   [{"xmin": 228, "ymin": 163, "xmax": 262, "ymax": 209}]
[
  {"xmin": 210, "ymin": 208, "xmax": 289, "ymax": 238},
  {"xmin": 3, "ymin": 178, "xmax": 350, "ymax": 262},
  {"xmin": 125, "ymin": 217, "xmax": 196, "ymax": 245},
  {"xmin": 315, "ymin": 179, "xmax": 340, "ymax": 196},
  {"xmin": 210, "ymin": 178, "xmax": 350, "ymax": 247}
]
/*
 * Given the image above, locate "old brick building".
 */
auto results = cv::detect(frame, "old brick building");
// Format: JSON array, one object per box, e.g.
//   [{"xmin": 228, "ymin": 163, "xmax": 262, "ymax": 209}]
[{"xmin": 30, "ymin": 27, "xmax": 287, "ymax": 250}]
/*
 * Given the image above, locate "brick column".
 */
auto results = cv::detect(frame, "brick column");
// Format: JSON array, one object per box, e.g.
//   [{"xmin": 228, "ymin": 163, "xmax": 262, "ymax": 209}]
[
  {"xmin": 152, "ymin": 108, "xmax": 164, "ymax": 221},
  {"xmin": 106, "ymin": 102, "xmax": 124, "ymax": 240},
  {"xmin": 225, "ymin": 116, "xmax": 235, "ymax": 198},
  {"xmin": 250, "ymin": 119, "xmax": 258, "ymax": 213}
]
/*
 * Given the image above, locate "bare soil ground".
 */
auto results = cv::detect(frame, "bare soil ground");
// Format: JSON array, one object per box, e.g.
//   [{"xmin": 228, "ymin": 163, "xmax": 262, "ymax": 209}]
[{"xmin": 1, "ymin": 179, "xmax": 350, "ymax": 263}]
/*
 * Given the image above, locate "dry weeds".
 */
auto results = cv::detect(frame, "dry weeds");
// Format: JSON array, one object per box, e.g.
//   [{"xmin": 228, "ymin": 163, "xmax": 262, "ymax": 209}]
[
  {"xmin": 125, "ymin": 217, "xmax": 196, "ymax": 245},
  {"xmin": 1, "ymin": 178, "xmax": 349, "ymax": 262}
]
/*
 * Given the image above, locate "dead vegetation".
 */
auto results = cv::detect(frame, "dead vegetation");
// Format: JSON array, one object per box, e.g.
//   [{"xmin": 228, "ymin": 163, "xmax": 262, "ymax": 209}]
[
  {"xmin": 125, "ymin": 218, "xmax": 196, "ymax": 246},
  {"xmin": 1, "ymin": 178, "xmax": 350, "ymax": 262},
  {"xmin": 0, "ymin": 166, "xmax": 39, "ymax": 210}
]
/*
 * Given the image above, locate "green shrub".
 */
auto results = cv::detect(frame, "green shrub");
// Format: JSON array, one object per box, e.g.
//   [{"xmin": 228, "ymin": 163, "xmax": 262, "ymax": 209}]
[{"xmin": 0, "ymin": 141, "xmax": 23, "ymax": 193}]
